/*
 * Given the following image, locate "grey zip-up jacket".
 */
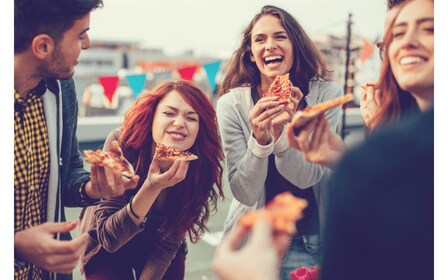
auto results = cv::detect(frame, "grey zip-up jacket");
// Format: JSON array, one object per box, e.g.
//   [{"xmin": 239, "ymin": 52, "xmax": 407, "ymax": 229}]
[{"xmin": 216, "ymin": 79, "xmax": 343, "ymax": 235}]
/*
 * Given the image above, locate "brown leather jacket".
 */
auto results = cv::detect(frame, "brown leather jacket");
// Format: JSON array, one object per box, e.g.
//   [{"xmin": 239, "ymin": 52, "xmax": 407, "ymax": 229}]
[{"xmin": 79, "ymin": 129, "xmax": 183, "ymax": 280}]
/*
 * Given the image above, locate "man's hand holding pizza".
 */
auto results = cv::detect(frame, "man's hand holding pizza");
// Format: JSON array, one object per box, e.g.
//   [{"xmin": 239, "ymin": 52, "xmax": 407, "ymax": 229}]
[
  {"xmin": 286, "ymin": 114, "xmax": 346, "ymax": 168},
  {"xmin": 85, "ymin": 140, "xmax": 139, "ymax": 200}
]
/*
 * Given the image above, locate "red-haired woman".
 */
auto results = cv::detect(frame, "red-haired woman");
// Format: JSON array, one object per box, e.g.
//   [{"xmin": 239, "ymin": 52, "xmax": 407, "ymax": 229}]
[{"xmin": 80, "ymin": 80, "xmax": 224, "ymax": 280}]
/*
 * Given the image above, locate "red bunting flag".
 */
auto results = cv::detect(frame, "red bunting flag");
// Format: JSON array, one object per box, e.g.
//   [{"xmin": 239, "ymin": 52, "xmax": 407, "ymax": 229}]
[
  {"xmin": 177, "ymin": 65, "xmax": 198, "ymax": 81},
  {"xmin": 360, "ymin": 39, "xmax": 375, "ymax": 64},
  {"xmin": 98, "ymin": 76, "xmax": 119, "ymax": 103}
]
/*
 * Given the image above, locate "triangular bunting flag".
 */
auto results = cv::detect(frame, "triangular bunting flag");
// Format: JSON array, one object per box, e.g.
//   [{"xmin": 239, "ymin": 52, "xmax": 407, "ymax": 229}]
[
  {"xmin": 98, "ymin": 76, "xmax": 119, "ymax": 104},
  {"xmin": 360, "ymin": 39, "xmax": 375, "ymax": 64},
  {"xmin": 126, "ymin": 73, "xmax": 147, "ymax": 99},
  {"xmin": 203, "ymin": 61, "xmax": 221, "ymax": 91},
  {"xmin": 177, "ymin": 65, "xmax": 198, "ymax": 81}
]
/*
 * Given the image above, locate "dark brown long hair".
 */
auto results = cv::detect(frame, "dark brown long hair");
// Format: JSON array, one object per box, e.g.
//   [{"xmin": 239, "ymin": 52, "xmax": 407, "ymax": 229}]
[
  {"xmin": 218, "ymin": 5, "xmax": 329, "ymax": 97},
  {"xmin": 371, "ymin": 0, "xmax": 420, "ymax": 131},
  {"xmin": 119, "ymin": 80, "xmax": 224, "ymax": 243}
]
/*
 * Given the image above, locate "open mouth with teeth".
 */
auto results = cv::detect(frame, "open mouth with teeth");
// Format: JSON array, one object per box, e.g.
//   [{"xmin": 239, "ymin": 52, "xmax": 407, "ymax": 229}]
[
  {"xmin": 264, "ymin": 55, "xmax": 284, "ymax": 65},
  {"xmin": 400, "ymin": 56, "xmax": 427, "ymax": 65},
  {"xmin": 167, "ymin": 132, "xmax": 187, "ymax": 140}
]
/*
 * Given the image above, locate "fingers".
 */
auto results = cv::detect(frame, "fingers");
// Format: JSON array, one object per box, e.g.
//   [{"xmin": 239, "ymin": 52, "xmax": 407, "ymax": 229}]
[
  {"xmin": 221, "ymin": 224, "xmax": 250, "ymax": 251},
  {"xmin": 290, "ymin": 86, "xmax": 304, "ymax": 101},
  {"xmin": 296, "ymin": 117, "xmax": 319, "ymax": 152},
  {"xmin": 285, "ymin": 123, "xmax": 300, "ymax": 150},
  {"xmin": 50, "ymin": 232, "xmax": 88, "ymax": 254},
  {"xmin": 124, "ymin": 175, "xmax": 139, "ymax": 190},
  {"xmin": 249, "ymin": 219, "xmax": 273, "ymax": 246},
  {"xmin": 308, "ymin": 115, "xmax": 326, "ymax": 151},
  {"xmin": 373, "ymin": 89, "xmax": 382, "ymax": 106},
  {"xmin": 43, "ymin": 221, "xmax": 79, "ymax": 235},
  {"xmin": 273, "ymin": 231, "xmax": 292, "ymax": 256},
  {"xmin": 42, "ymin": 233, "xmax": 88, "ymax": 274}
]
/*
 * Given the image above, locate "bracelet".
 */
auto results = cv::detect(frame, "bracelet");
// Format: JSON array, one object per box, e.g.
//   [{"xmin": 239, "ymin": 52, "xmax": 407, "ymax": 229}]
[
  {"xmin": 79, "ymin": 178, "xmax": 99, "ymax": 205},
  {"xmin": 129, "ymin": 195, "xmax": 147, "ymax": 226}
]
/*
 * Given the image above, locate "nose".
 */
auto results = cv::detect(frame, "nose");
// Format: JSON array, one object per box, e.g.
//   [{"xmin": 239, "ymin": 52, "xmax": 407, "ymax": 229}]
[
  {"xmin": 266, "ymin": 38, "xmax": 277, "ymax": 52},
  {"xmin": 400, "ymin": 29, "xmax": 419, "ymax": 50},
  {"xmin": 82, "ymin": 34, "xmax": 91, "ymax": 50},
  {"xmin": 172, "ymin": 115, "xmax": 185, "ymax": 128}
]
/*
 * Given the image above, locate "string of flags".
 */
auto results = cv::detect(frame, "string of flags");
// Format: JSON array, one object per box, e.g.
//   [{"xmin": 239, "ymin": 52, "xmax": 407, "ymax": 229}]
[{"xmin": 97, "ymin": 60, "xmax": 222, "ymax": 103}]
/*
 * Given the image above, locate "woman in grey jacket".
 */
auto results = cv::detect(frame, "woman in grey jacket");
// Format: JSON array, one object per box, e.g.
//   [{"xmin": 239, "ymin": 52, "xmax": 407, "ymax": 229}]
[{"xmin": 216, "ymin": 5, "xmax": 343, "ymax": 279}]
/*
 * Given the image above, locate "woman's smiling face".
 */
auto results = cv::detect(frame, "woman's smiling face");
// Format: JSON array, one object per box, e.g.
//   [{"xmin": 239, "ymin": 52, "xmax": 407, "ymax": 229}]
[
  {"xmin": 250, "ymin": 14, "xmax": 294, "ymax": 86},
  {"xmin": 388, "ymin": 0, "xmax": 434, "ymax": 97},
  {"xmin": 152, "ymin": 90, "xmax": 200, "ymax": 151}
]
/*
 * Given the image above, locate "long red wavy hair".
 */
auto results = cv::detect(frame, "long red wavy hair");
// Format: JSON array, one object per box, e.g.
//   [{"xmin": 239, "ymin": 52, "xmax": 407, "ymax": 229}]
[{"xmin": 119, "ymin": 80, "xmax": 224, "ymax": 243}]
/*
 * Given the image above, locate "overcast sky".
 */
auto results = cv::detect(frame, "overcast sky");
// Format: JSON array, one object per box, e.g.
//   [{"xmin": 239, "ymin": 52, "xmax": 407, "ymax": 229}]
[{"xmin": 89, "ymin": 0, "xmax": 388, "ymax": 56}]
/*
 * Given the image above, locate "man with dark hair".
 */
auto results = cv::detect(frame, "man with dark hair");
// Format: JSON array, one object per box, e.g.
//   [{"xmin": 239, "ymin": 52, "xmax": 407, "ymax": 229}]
[
  {"xmin": 14, "ymin": 0, "xmax": 138, "ymax": 279},
  {"xmin": 387, "ymin": 0, "xmax": 406, "ymax": 9}
]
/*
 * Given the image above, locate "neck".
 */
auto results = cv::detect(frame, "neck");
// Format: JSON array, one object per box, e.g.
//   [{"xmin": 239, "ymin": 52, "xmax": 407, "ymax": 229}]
[
  {"xmin": 14, "ymin": 53, "xmax": 42, "ymax": 98},
  {"xmin": 411, "ymin": 88, "xmax": 434, "ymax": 112}
]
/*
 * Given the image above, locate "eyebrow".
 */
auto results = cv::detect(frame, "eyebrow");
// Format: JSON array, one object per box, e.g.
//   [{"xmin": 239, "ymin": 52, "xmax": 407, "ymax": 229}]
[
  {"xmin": 165, "ymin": 105, "xmax": 198, "ymax": 115},
  {"xmin": 252, "ymin": 30, "xmax": 288, "ymax": 38},
  {"xmin": 393, "ymin": 17, "xmax": 434, "ymax": 28},
  {"xmin": 78, "ymin": 27, "xmax": 90, "ymax": 36}
]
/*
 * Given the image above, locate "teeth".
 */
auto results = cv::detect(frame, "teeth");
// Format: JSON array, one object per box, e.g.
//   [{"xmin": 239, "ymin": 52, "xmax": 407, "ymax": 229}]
[
  {"xmin": 400, "ymin": 56, "xmax": 425, "ymax": 65},
  {"xmin": 169, "ymin": 133, "xmax": 185, "ymax": 139},
  {"xmin": 265, "ymin": 56, "xmax": 282, "ymax": 62}
]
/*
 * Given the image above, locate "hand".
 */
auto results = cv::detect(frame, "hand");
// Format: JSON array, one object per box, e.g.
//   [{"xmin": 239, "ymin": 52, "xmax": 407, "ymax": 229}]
[
  {"xmin": 213, "ymin": 220, "xmax": 290, "ymax": 280},
  {"xmin": 87, "ymin": 141, "xmax": 139, "ymax": 199},
  {"xmin": 286, "ymin": 114, "xmax": 346, "ymax": 168},
  {"xmin": 126, "ymin": 152, "xmax": 190, "ymax": 225},
  {"xmin": 271, "ymin": 86, "xmax": 303, "ymax": 141},
  {"xmin": 249, "ymin": 96, "xmax": 285, "ymax": 145},
  {"xmin": 143, "ymin": 152, "xmax": 190, "ymax": 192},
  {"xmin": 360, "ymin": 84, "xmax": 382, "ymax": 130},
  {"xmin": 14, "ymin": 221, "xmax": 88, "ymax": 274}
]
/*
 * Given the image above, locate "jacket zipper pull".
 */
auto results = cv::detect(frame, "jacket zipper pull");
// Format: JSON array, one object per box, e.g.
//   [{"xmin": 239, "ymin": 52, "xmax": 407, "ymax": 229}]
[{"xmin": 59, "ymin": 157, "xmax": 63, "ymax": 166}]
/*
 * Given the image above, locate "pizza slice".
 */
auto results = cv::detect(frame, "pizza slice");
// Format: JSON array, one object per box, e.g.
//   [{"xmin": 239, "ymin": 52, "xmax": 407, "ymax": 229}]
[
  {"xmin": 156, "ymin": 143, "xmax": 198, "ymax": 172},
  {"xmin": 238, "ymin": 192, "xmax": 308, "ymax": 235},
  {"xmin": 262, "ymin": 73, "xmax": 292, "ymax": 104},
  {"xmin": 291, "ymin": 94, "xmax": 354, "ymax": 134},
  {"xmin": 84, "ymin": 146, "xmax": 135, "ymax": 178},
  {"xmin": 361, "ymin": 81, "xmax": 378, "ymax": 90}
]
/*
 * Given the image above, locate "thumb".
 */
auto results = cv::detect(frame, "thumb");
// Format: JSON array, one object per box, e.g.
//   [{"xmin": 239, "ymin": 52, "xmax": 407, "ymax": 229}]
[
  {"xmin": 124, "ymin": 174, "xmax": 140, "ymax": 190},
  {"xmin": 43, "ymin": 221, "xmax": 79, "ymax": 234}
]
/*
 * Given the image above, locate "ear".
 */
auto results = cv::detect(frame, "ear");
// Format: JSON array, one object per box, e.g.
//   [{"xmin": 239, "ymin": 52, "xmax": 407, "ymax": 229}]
[
  {"xmin": 31, "ymin": 34, "xmax": 55, "ymax": 60},
  {"xmin": 250, "ymin": 53, "xmax": 256, "ymax": 62}
]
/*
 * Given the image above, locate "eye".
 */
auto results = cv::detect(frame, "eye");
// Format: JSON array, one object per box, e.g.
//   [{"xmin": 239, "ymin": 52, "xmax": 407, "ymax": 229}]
[
  {"xmin": 254, "ymin": 36, "xmax": 265, "ymax": 43},
  {"xmin": 163, "ymin": 111, "xmax": 176, "ymax": 116},
  {"xmin": 276, "ymin": 34, "xmax": 287, "ymax": 40},
  {"xmin": 185, "ymin": 116, "xmax": 198, "ymax": 122},
  {"xmin": 392, "ymin": 31, "xmax": 405, "ymax": 39}
]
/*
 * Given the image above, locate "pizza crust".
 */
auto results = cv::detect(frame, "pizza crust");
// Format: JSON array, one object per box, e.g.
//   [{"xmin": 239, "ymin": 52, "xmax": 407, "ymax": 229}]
[
  {"xmin": 84, "ymin": 147, "xmax": 135, "ymax": 178},
  {"xmin": 156, "ymin": 144, "xmax": 198, "ymax": 172},
  {"xmin": 291, "ymin": 94, "xmax": 354, "ymax": 133}
]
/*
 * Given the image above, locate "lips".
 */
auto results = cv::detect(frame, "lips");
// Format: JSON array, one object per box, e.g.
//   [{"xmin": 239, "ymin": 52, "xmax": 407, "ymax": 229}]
[
  {"xmin": 264, "ymin": 55, "xmax": 284, "ymax": 65},
  {"xmin": 399, "ymin": 56, "xmax": 427, "ymax": 65},
  {"xmin": 166, "ymin": 131, "xmax": 187, "ymax": 140}
]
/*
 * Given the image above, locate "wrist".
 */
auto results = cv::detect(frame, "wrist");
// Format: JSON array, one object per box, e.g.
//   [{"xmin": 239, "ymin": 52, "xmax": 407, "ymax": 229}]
[
  {"xmin": 128, "ymin": 195, "xmax": 147, "ymax": 228},
  {"xmin": 79, "ymin": 180, "xmax": 99, "ymax": 204}
]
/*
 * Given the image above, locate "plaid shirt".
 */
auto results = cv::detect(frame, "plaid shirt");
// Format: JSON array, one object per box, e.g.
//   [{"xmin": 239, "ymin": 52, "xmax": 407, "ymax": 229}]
[{"xmin": 14, "ymin": 80, "xmax": 50, "ymax": 280}]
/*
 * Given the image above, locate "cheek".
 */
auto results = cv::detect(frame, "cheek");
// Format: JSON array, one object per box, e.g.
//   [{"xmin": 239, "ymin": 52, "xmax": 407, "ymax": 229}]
[{"xmin": 189, "ymin": 124, "xmax": 200, "ymax": 141}]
